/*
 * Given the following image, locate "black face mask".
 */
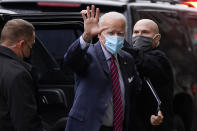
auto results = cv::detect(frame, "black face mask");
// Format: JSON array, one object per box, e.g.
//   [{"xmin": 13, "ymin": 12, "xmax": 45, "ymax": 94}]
[
  {"xmin": 23, "ymin": 45, "xmax": 33, "ymax": 63},
  {"xmin": 132, "ymin": 35, "xmax": 153, "ymax": 51}
]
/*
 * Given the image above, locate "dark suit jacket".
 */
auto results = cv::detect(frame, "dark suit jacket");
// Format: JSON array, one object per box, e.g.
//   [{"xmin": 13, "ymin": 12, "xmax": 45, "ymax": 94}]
[{"xmin": 64, "ymin": 38, "xmax": 141, "ymax": 131}]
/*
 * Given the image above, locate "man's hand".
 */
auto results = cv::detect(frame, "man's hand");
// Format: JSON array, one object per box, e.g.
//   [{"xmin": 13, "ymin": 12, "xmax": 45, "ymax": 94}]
[
  {"xmin": 150, "ymin": 110, "xmax": 163, "ymax": 126},
  {"xmin": 81, "ymin": 5, "xmax": 107, "ymax": 43}
]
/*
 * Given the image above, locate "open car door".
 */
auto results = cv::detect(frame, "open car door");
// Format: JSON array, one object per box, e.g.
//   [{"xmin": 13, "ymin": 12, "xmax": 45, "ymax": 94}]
[{"xmin": 1, "ymin": 13, "xmax": 83, "ymax": 130}]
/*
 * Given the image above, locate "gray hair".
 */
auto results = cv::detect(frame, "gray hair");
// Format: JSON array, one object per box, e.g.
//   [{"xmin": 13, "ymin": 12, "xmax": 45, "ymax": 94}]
[{"xmin": 99, "ymin": 12, "xmax": 127, "ymax": 32}]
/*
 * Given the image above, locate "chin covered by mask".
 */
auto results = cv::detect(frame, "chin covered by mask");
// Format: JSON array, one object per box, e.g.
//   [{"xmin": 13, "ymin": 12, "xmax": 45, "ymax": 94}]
[
  {"xmin": 132, "ymin": 35, "xmax": 160, "ymax": 51},
  {"xmin": 104, "ymin": 35, "xmax": 124, "ymax": 54},
  {"xmin": 23, "ymin": 48, "xmax": 33, "ymax": 63}
]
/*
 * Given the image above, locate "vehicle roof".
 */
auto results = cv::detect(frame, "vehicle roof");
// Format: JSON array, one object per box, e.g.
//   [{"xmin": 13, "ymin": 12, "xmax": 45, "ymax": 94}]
[
  {"xmin": 0, "ymin": 0, "xmax": 194, "ymax": 9},
  {"xmin": 130, "ymin": 1, "xmax": 197, "ymax": 12},
  {"xmin": 0, "ymin": 8, "xmax": 16, "ymax": 14},
  {"xmin": 0, "ymin": 0, "xmax": 128, "ymax": 15},
  {"xmin": 0, "ymin": 0, "xmax": 127, "ymax": 7},
  {"xmin": 1, "ymin": 0, "xmax": 197, "ymax": 14}
]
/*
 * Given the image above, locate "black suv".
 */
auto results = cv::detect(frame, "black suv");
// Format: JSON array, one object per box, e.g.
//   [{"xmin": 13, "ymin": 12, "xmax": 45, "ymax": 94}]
[{"xmin": 0, "ymin": 0, "xmax": 196, "ymax": 131}]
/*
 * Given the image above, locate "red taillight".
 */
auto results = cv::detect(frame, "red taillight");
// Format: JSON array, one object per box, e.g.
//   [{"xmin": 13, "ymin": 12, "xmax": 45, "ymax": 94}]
[
  {"xmin": 37, "ymin": 2, "xmax": 81, "ymax": 8},
  {"xmin": 192, "ymin": 84, "xmax": 197, "ymax": 94},
  {"xmin": 180, "ymin": 1, "xmax": 197, "ymax": 8},
  {"xmin": 194, "ymin": 33, "xmax": 197, "ymax": 38}
]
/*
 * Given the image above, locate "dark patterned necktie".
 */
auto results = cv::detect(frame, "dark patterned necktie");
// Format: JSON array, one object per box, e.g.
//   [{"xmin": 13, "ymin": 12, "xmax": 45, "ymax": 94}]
[{"xmin": 110, "ymin": 56, "xmax": 123, "ymax": 131}]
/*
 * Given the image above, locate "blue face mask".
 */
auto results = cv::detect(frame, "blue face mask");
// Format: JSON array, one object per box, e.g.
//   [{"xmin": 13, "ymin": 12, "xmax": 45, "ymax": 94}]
[{"xmin": 104, "ymin": 35, "xmax": 124, "ymax": 54}]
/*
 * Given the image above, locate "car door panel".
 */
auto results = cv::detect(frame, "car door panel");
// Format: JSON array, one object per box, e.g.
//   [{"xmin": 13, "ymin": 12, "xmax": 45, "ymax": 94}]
[{"xmin": 1, "ymin": 13, "xmax": 83, "ymax": 128}]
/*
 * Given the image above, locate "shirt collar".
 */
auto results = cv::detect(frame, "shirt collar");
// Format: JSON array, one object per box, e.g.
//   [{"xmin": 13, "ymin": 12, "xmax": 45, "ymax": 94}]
[
  {"xmin": 101, "ymin": 44, "xmax": 117, "ymax": 61},
  {"xmin": 0, "ymin": 45, "xmax": 32, "ymax": 72}
]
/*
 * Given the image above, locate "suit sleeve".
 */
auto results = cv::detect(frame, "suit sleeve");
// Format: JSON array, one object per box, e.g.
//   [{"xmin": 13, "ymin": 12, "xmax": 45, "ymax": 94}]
[
  {"xmin": 64, "ymin": 37, "xmax": 89, "ymax": 74},
  {"xmin": 6, "ymin": 70, "xmax": 44, "ymax": 131}
]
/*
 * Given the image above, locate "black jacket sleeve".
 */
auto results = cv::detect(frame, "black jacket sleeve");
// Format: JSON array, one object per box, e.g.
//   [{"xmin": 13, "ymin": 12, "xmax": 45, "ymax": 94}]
[
  {"xmin": 136, "ymin": 50, "xmax": 173, "ymax": 85},
  {"xmin": 6, "ymin": 70, "xmax": 44, "ymax": 131}
]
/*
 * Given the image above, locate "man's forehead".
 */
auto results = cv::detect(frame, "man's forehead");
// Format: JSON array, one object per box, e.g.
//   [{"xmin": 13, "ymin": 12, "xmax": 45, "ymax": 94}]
[
  {"xmin": 134, "ymin": 20, "xmax": 158, "ymax": 33},
  {"xmin": 104, "ymin": 16, "xmax": 125, "ymax": 23},
  {"xmin": 104, "ymin": 18, "xmax": 125, "ymax": 27},
  {"xmin": 133, "ymin": 23, "xmax": 152, "ymax": 32}
]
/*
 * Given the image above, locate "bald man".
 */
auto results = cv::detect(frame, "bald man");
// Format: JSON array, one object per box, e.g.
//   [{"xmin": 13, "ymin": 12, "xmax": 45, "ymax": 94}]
[
  {"xmin": 123, "ymin": 19, "xmax": 174, "ymax": 131},
  {"xmin": 132, "ymin": 19, "xmax": 161, "ymax": 50},
  {"xmin": 64, "ymin": 5, "xmax": 141, "ymax": 131}
]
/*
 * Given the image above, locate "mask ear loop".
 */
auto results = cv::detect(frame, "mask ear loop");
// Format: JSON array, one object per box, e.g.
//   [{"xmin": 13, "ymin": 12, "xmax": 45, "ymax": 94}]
[
  {"xmin": 7, "ymin": 45, "xmax": 17, "ymax": 48},
  {"xmin": 156, "ymin": 41, "xmax": 160, "ymax": 48},
  {"xmin": 153, "ymin": 34, "xmax": 160, "ymax": 48},
  {"xmin": 20, "ymin": 42, "xmax": 26, "ymax": 59},
  {"xmin": 100, "ymin": 32, "xmax": 106, "ymax": 44}
]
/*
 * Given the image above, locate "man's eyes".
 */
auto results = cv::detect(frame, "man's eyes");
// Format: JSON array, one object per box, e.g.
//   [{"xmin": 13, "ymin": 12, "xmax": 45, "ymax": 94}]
[
  {"xmin": 117, "ymin": 32, "xmax": 124, "ymax": 36},
  {"xmin": 142, "ymin": 31, "xmax": 149, "ymax": 34},
  {"xmin": 133, "ymin": 30, "xmax": 150, "ymax": 34},
  {"xmin": 133, "ymin": 31, "xmax": 139, "ymax": 34},
  {"xmin": 106, "ymin": 32, "xmax": 124, "ymax": 36},
  {"xmin": 108, "ymin": 32, "xmax": 114, "ymax": 35}
]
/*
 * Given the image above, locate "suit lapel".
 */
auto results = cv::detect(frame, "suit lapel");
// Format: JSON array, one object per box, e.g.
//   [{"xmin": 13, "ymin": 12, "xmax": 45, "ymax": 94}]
[
  {"xmin": 95, "ymin": 42, "xmax": 110, "ymax": 76},
  {"xmin": 118, "ymin": 50, "xmax": 132, "ymax": 120},
  {"xmin": 117, "ymin": 50, "xmax": 130, "ymax": 89}
]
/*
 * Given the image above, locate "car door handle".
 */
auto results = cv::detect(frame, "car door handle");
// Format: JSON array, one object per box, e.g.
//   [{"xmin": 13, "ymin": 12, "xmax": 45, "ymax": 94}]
[{"xmin": 38, "ymin": 89, "xmax": 67, "ymax": 107}]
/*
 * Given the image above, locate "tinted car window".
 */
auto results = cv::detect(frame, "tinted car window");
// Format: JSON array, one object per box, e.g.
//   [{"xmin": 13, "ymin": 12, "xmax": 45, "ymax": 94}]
[
  {"xmin": 36, "ymin": 29, "xmax": 82, "ymax": 66},
  {"xmin": 31, "ymin": 24, "xmax": 82, "ymax": 84}
]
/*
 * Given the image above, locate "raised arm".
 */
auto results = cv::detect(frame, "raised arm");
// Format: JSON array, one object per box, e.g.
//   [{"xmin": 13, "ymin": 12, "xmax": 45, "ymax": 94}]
[
  {"xmin": 81, "ymin": 5, "xmax": 107, "ymax": 43},
  {"xmin": 64, "ymin": 5, "xmax": 107, "ymax": 74}
]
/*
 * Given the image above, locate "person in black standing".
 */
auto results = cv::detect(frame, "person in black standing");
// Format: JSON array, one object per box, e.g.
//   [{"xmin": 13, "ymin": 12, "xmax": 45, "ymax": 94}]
[
  {"xmin": 0, "ymin": 19, "xmax": 45, "ymax": 131},
  {"xmin": 123, "ymin": 19, "xmax": 174, "ymax": 131}
]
